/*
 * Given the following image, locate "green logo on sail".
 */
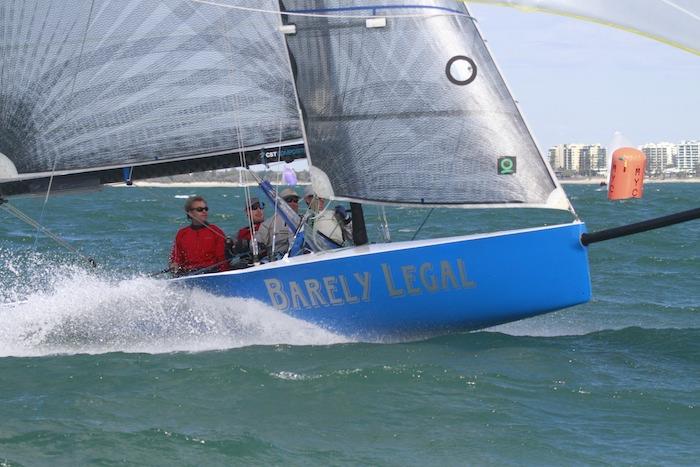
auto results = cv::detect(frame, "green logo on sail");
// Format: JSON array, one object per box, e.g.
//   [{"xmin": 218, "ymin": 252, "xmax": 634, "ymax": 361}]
[{"xmin": 498, "ymin": 157, "xmax": 516, "ymax": 175}]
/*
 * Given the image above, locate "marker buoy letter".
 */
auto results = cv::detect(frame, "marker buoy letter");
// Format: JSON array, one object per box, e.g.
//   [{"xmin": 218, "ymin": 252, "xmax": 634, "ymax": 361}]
[{"xmin": 608, "ymin": 147, "xmax": 646, "ymax": 200}]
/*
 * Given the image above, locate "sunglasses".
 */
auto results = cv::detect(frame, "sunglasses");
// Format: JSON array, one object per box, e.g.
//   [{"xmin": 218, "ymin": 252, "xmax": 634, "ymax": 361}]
[
  {"xmin": 189, "ymin": 206, "xmax": 209, "ymax": 212},
  {"xmin": 284, "ymin": 197, "xmax": 299, "ymax": 203},
  {"xmin": 249, "ymin": 202, "xmax": 265, "ymax": 210}
]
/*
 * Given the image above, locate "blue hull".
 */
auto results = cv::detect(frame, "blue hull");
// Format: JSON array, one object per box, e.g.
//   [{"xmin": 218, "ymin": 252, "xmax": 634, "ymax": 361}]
[{"xmin": 176, "ymin": 222, "xmax": 591, "ymax": 339}]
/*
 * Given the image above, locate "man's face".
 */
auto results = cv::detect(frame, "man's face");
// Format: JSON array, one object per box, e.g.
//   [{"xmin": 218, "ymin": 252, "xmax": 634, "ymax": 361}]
[
  {"xmin": 305, "ymin": 195, "xmax": 324, "ymax": 211},
  {"xmin": 188, "ymin": 200, "xmax": 209, "ymax": 225},
  {"xmin": 284, "ymin": 196, "xmax": 300, "ymax": 213},
  {"xmin": 247, "ymin": 201, "xmax": 265, "ymax": 223}
]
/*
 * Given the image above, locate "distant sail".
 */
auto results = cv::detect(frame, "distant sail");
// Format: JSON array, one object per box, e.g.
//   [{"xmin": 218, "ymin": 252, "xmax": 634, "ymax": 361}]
[
  {"xmin": 466, "ymin": 0, "xmax": 700, "ymax": 56},
  {"xmin": 282, "ymin": 1, "xmax": 568, "ymax": 208},
  {"xmin": 0, "ymin": 0, "xmax": 301, "ymax": 183}
]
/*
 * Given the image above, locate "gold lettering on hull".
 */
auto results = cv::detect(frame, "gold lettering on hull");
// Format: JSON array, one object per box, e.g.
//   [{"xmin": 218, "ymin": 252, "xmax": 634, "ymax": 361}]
[
  {"xmin": 419, "ymin": 263, "xmax": 439, "ymax": 292},
  {"xmin": 323, "ymin": 276, "xmax": 343, "ymax": 305},
  {"xmin": 304, "ymin": 279, "xmax": 327, "ymax": 307},
  {"xmin": 289, "ymin": 281, "xmax": 310, "ymax": 309},
  {"xmin": 264, "ymin": 273, "xmax": 371, "ymax": 311},
  {"xmin": 339, "ymin": 275, "xmax": 359, "ymax": 304},
  {"xmin": 457, "ymin": 259, "xmax": 476, "ymax": 288},
  {"xmin": 381, "ymin": 259, "xmax": 477, "ymax": 299},
  {"xmin": 353, "ymin": 272, "xmax": 371, "ymax": 301},
  {"xmin": 382, "ymin": 264, "xmax": 404, "ymax": 297},
  {"xmin": 263, "ymin": 258, "xmax": 476, "ymax": 311}
]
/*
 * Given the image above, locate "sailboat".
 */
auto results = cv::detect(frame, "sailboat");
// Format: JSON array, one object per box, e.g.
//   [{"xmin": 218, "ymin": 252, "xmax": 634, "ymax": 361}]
[{"xmin": 1, "ymin": 1, "xmax": 698, "ymax": 340}]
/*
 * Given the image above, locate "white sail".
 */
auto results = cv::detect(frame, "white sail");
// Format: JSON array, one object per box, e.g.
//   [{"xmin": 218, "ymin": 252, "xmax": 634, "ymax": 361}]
[{"xmin": 465, "ymin": 0, "xmax": 700, "ymax": 56}]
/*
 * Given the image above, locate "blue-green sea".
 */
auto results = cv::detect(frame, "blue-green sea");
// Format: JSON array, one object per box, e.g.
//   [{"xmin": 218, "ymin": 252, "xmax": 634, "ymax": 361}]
[{"xmin": 1, "ymin": 183, "xmax": 698, "ymax": 465}]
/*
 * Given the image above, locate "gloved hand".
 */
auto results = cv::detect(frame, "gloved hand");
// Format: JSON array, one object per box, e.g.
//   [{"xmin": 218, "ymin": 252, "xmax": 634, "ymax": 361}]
[
  {"xmin": 334, "ymin": 205, "xmax": 351, "ymax": 224},
  {"xmin": 234, "ymin": 238, "xmax": 250, "ymax": 254}
]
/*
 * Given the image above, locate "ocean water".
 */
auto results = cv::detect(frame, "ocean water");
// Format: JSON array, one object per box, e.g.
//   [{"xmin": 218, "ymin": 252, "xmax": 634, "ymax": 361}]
[{"xmin": 0, "ymin": 183, "xmax": 698, "ymax": 465}]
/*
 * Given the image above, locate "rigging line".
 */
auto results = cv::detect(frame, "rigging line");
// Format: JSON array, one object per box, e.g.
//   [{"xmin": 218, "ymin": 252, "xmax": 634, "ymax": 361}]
[
  {"xmin": 0, "ymin": 199, "xmax": 96, "ymax": 267},
  {"xmin": 660, "ymin": 0, "xmax": 700, "ymax": 21},
  {"xmin": 283, "ymin": 210, "xmax": 312, "ymax": 259},
  {"xmin": 260, "ymin": 122, "xmax": 288, "ymax": 256},
  {"xmin": 191, "ymin": 0, "xmax": 471, "ymax": 19},
  {"xmin": 219, "ymin": 0, "xmax": 262, "ymax": 254},
  {"xmin": 133, "ymin": 182, "xmax": 229, "ymax": 241},
  {"xmin": 411, "ymin": 208, "xmax": 434, "ymax": 241},
  {"xmin": 220, "ymin": 4, "xmax": 260, "ymax": 258},
  {"xmin": 34, "ymin": 0, "xmax": 97, "ymax": 250},
  {"xmin": 230, "ymin": 90, "xmax": 260, "ymax": 255},
  {"xmin": 266, "ymin": 117, "xmax": 290, "ymax": 252},
  {"xmin": 221, "ymin": 14, "xmax": 251, "ymax": 234},
  {"xmin": 134, "ymin": 177, "xmax": 230, "ymax": 241},
  {"xmin": 378, "ymin": 205, "xmax": 391, "ymax": 242}
]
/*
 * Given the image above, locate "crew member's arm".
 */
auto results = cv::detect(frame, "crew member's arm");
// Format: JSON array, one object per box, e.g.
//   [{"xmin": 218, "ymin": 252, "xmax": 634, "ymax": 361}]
[{"xmin": 170, "ymin": 231, "xmax": 185, "ymax": 273}]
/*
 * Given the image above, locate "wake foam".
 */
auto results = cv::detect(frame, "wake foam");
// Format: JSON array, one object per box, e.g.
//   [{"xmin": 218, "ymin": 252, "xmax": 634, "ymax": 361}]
[
  {"xmin": 0, "ymin": 268, "xmax": 348, "ymax": 357},
  {"xmin": 489, "ymin": 315, "xmax": 591, "ymax": 337}
]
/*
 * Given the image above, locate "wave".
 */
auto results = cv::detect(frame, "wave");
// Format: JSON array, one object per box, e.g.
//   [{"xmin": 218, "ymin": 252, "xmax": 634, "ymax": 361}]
[{"xmin": 0, "ymin": 267, "xmax": 348, "ymax": 358}]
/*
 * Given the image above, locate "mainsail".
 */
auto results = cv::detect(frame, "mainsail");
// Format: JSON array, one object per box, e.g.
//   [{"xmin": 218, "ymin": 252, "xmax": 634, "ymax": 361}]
[
  {"xmin": 0, "ymin": 0, "xmax": 300, "ymax": 191},
  {"xmin": 281, "ymin": 1, "xmax": 568, "ymax": 208}
]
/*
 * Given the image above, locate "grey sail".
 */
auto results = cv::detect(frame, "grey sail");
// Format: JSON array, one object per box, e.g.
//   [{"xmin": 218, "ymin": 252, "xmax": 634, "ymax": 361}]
[
  {"xmin": 282, "ymin": 0, "xmax": 569, "ymax": 209},
  {"xmin": 0, "ymin": 0, "xmax": 301, "ymax": 188}
]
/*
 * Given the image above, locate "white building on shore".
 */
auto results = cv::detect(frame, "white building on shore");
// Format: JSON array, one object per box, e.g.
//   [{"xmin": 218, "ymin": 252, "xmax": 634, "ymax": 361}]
[
  {"xmin": 640, "ymin": 142, "xmax": 677, "ymax": 174},
  {"xmin": 548, "ymin": 144, "xmax": 606, "ymax": 175},
  {"xmin": 676, "ymin": 141, "xmax": 700, "ymax": 174}
]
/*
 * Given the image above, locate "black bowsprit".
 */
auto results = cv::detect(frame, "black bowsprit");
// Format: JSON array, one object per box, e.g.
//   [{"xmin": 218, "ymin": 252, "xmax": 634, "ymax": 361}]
[{"xmin": 581, "ymin": 207, "xmax": 700, "ymax": 246}]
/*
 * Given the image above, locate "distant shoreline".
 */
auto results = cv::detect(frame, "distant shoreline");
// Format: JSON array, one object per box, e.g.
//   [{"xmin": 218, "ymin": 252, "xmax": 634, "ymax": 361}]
[
  {"xmin": 110, "ymin": 178, "xmax": 699, "ymax": 188},
  {"xmin": 560, "ymin": 178, "xmax": 700, "ymax": 185}
]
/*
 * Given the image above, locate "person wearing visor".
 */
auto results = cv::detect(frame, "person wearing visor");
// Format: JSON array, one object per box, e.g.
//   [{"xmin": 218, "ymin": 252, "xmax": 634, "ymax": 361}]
[
  {"xmin": 255, "ymin": 187, "xmax": 300, "ymax": 258},
  {"xmin": 170, "ymin": 195, "xmax": 229, "ymax": 275},
  {"xmin": 227, "ymin": 197, "xmax": 267, "ymax": 266},
  {"xmin": 236, "ymin": 197, "xmax": 265, "ymax": 242}
]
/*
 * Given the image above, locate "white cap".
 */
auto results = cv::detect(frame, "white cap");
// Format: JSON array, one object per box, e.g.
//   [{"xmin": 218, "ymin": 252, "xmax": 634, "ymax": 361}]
[{"xmin": 303, "ymin": 185, "xmax": 315, "ymax": 198}]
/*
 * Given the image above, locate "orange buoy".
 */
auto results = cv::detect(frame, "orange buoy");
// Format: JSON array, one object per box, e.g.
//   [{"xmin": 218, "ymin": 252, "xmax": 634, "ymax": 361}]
[{"xmin": 608, "ymin": 147, "xmax": 646, "ymax": 200}]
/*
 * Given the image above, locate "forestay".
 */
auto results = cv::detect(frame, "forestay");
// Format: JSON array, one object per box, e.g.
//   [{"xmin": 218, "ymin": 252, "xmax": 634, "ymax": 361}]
[
  {"xmin": 0, "ymin": 0, "xmax": 300, "ymax": 183},
  {"xmin": 281, "ymin": 0, "xmax": 569, "ymax": 209}
]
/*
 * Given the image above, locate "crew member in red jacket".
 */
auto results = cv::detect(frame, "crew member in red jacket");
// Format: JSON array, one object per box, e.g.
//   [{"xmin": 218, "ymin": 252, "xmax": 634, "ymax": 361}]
[
  {"xmin": 170, "ymin": 196, "xmax": 229, "ymax": 275},
  {"xmin": 236, "ymin": 197, "xmax": 265, "ymax": 242},
  {"xmin": 226, "ymin": 197, "xmax": 267, "ymax": 266}
]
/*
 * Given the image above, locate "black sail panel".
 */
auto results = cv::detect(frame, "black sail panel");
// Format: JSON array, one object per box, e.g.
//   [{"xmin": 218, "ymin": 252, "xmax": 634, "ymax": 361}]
[{"xmin": 282, "ymin": 1, "xmax": 568, "ymax": 208}]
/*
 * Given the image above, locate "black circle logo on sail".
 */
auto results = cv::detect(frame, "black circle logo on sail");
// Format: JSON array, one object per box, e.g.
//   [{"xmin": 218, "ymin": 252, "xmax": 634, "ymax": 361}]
[{"xmin": 446, "ymin": 56, "xmax": 477, "ymax": 85}]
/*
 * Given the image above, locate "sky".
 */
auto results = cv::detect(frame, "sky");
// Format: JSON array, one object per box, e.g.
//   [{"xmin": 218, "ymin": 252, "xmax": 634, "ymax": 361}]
[{"xmin": 467, "ymin": 4, "xmax": 700, "ymax": 152}]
